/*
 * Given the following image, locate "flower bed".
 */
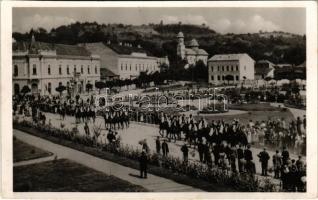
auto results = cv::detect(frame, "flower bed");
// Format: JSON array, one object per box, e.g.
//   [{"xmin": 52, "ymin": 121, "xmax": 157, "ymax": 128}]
[{"xmin": 13, "ymin": 120, "xmax": 277, "ymax": 192}]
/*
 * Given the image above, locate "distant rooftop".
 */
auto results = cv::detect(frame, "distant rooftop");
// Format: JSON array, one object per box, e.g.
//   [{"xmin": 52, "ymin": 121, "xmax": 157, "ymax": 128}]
[
  {"xmin": 13, "ymin": 41, "xmax": 92, "ymax": 57},
  {"xmin": 208, "ymin": 53, "xmax": 252, "ymax": 61}
]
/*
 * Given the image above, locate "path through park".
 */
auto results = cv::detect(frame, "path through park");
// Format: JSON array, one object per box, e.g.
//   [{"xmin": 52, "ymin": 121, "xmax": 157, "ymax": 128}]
[{"xmin": 14, "ymin": 129, "xmax": 204, "ymax": 192}]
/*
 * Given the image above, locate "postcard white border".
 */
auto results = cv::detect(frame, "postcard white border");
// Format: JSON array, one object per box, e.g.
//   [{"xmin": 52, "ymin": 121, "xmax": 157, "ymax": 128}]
[{"xmin": 1, "ymin": 1, "xmax": 317, "ymax": 199}]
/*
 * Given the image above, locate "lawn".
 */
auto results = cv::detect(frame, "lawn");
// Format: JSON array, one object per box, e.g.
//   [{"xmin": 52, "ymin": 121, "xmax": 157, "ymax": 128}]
[
  {"xmin": 228, "ymin": 103, "xmax": 282, "ymax": 111},
  {"xmin": 13, "ymin": 137, "xmax": 53, "ymax": 162},
  {"xmin": 195, "ymin": 110, "xmax": 295, "ymax": 125},
  {"xmin": 14, "ymin": 159, "xmax": 148, "ymax": 192}
]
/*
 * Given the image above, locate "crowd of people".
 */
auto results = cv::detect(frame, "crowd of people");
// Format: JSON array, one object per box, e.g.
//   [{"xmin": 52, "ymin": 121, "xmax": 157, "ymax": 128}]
[{"xmin": 13, "ymin": 93, "xmax": 306, "ymax": 191}]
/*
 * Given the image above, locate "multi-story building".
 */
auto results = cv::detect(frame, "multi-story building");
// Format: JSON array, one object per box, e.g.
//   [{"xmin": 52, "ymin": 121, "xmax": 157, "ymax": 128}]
[
  {"xmin": 208, "ymin": 53, "xmax": 255, "ymax": 85},
  {"xmin": 81, "ymin": 42, "xmax": 162, "ymax": 80},
  {"xmin": 176, "ymin": 32, "xmax": 208, "ymax": 65},
  {"xmin": 255, "ymin": 60, "xmax": 275, "ymax": 80},
  {"xmin": 13, "ymin": 35, "xmax": 101, "ymax": 95}
]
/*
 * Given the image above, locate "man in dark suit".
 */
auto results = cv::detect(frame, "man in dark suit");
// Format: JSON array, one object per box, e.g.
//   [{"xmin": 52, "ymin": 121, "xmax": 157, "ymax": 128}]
[
  {"xmin": 139, "ymin": 150, "xmax": 148, "ymax": 178},
  {"xmin": 258, "ymin": 148, "xmax": 270, "ymax": 176},
  {"xmin": 181, "ymin": 143, "xmax": 189, "ymax": 163},
  {"xmin": 237, "ymin": 144, "xmax": 245, "ymax": 173},
  {"xmin": 244, "ymin": 144, "xmax": 253, "ymax": 162},
  {"xmin": 162, "ymin": 140, "xmax": 169, "ymax": 157}
]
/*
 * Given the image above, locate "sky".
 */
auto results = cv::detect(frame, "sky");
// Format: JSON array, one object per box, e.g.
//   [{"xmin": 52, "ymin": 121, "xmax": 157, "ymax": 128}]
[{"xmin": 13, "ymin": 7, "xmax": 306, "ymax": 35}]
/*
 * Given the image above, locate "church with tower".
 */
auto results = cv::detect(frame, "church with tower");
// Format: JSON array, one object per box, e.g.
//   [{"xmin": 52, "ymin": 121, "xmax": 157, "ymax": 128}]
[{"xmin": 176, "ymin": 31, "xmax": 208, "ymax": 65}]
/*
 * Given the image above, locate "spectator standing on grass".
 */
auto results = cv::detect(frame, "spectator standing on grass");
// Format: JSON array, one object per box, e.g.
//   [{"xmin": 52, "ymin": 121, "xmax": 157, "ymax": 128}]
[
  {"xmin": 162, "ymin": 139, "xmax": 169, "ymax": 157},
  {"xmin": 139, "ymin": 150, "xmax": 148, "ymax": 179},
  {"xmin": 296, "ymin": 117, "xmax": 302, "ymax": 135},
  {"xmin": 244, "ymin": 144, "xmax": 253, "ymax": 163},
  {"xmin": 258, "ymin": 148, "xmax": 270, "ymax": 176},
  {"xmin": 237, "ymin": 144, "xmax": 245, "ymax": 173},
  {"xmin": 84, "ymin": 122, "xmax": 90, "ymax": 136},
  {"xmin": 273, "ymin": 150, "xmax": 282, "ymax": 178},
  {"xmin": 142, "ymin": 139, "xmax": 150, "ymax": 154},
  {"xmin": 282, "ymin": 146, "xmax": 290, "ymax": 166},
  {"xmin": 181, "ymin": 143, "xmax": 189, "ymax": 163},
  {"xmin": 155, "ymin": 136, "xmax": 161, "ymax": 154}
]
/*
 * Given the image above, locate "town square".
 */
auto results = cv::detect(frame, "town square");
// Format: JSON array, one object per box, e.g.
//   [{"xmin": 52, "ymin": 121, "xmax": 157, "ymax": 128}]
[{"xmin": 8, "ymin": 5, "xmax": 310, "ymax": 193}]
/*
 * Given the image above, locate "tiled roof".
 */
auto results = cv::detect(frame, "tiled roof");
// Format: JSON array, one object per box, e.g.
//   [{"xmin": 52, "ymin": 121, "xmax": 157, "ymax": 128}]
[
  {"xmin": 13, "ymin": 41, "xmax": 91, "ymax": 57},
  {"xmin": 255, "ymin": 67, "xmax": 273, "ymax": 75},
  {"xmin": 208, "ymin": 53, "xmax": 250, "ymax": 61},
  {"xmin": 100, "ymin": 68, "xmax": 118, "ymax": 77},
  {"xmin": 257, "ymin": 59, "xmax": 275, "ymax": 65},
  {"xmin": 194, "ymin": 48, "xmax": 208, "ymax": 55},
  {"xmin": 106, "ymin": 43, "xmax": 148, "ymax": 55}
]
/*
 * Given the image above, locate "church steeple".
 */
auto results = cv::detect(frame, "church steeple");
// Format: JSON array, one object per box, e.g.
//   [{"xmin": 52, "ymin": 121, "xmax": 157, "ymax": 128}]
[{"xmin": 177, "ymin": 32, "xmax": 185, "ymax": 60}]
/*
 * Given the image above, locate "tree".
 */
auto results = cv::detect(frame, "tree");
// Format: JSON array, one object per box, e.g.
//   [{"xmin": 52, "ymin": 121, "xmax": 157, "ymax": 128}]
[
  {"xmin": 55, "ymin": 85, "xmax": 66, "ymax": 96},
  {"xmin": 86, "ymin": 83, "xmax": 93, "ymax": 93},
  {"xmin": 95, "ymin": 81, "xmax": 106, "ymax": 94},
  {"xmin": 20, "ymin": 85, "xmax": 31, "ymax": 96},
  {"xmin": 225, "ymin": 75, "xmax": 234, "ymax": 85},
  {"xmin": 264, "ymin": 76, "xmax": 272, "ymax": 89}
]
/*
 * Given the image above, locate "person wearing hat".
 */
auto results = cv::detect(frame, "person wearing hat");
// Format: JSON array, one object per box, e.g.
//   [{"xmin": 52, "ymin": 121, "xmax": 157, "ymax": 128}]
[
  {"xmin": 258, "ymin": 148, "xmax": 270, "ymax": 176},
  {"xmin": 139, "ymin": 150, "xmax": 148, "ymax": 178}
]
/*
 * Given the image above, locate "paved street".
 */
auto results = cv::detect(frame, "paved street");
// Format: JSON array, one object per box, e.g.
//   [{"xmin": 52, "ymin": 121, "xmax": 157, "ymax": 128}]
[{"xmin": 14, "ymin": 129, "xmax": 203, "ymax": 192}]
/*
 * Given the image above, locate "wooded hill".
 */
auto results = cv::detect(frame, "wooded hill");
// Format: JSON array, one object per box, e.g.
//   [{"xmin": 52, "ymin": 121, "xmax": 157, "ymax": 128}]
[{"xmin": 13, "ymin": 22, "xmax": 306, "ymax": 65}]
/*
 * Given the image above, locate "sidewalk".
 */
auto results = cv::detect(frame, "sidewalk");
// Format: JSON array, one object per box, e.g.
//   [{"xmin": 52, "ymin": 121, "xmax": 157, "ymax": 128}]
[{"xmin": 13, "ymin": 129, "xmax": 203, "ymax": 192}]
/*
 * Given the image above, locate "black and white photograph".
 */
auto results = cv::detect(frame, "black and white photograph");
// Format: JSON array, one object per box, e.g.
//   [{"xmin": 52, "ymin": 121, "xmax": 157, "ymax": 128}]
[{"xmin": 1, "ymin": 1, "xmax": 317, "ymax": 198}]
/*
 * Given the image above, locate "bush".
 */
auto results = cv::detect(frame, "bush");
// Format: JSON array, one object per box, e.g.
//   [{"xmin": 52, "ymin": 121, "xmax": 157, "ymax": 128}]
[{"xmin": 13, "ymin": 120, "xmax": 277, "ymax": 192}]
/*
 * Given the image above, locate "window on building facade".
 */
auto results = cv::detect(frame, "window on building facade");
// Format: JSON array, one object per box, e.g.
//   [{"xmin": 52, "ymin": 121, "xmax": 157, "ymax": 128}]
[
  {"xmin": 231, "ymin": 66, "xmax": 233, "ymax": 71},
  {"xmin": 125, "ymin": 64, "xmax": 127, "ymax": 71},
  {"xmin": 222, "ymin": 66, "xmax": 224, "ymax": 71},
  {"xmin": 32, "ymin": 64, "xmax": 37, "ymax": 75},
  {"xmin": 74, "ymin": 65, "xmax": 76, "ymax": 73},
  {"xmin": 48, "ymin": 65, "xmax": 51, "ymax": 75},
  {"xmin": 217, "ymin": 75, "xmax": 220, "ymax": 81},
  {"xmin": 88, "ymin": 65, "xmax": 90, "ymax": 74},
  {"xmin": 211, "ymin": 75, "xmax": 214, "ymax": 81},
  {"xmin": 236, "ymin": 65, "xmax": 239, "ymax": 71},
  {"xmin": 48, "ymin": 82, "xmax": 51, "ymax": 94},
  {"xmin": 211, "ymin": 66, "xmax": 213, "ymax": 72},
  {"xmin": 95, "ymin": 66, "xmax": 98, "ymax": 74},
  {"xmin": 59, "ymin": 65, "xmax": 62, "ymax": 75},
  {"xmin": 217, "ymin": 66, "xmax": 220, "ymax": 71},
  {"xmin": 135, "ymin": 65, "xmax": 137, "ymax": 71},
  {"xmin": 226, "ymin": 66, "xmax": 229, "ymax": 71},
  {"xmin": 130, "ymin": 64, "xmax": 131, "ymax": 71},
  {"xmin": 81, "ymin": 65, "xmax": 83, "ymax": 74},
  {"xmin": 121, "ymin": 63, "xmax": 123, "ymax": 71},
  {"xmin": 222, "ymin": 76, "xmax": 225, "ymax": 80},
  {"xmin": 14, "ymin": 65, "xmax": 18, "ymax": 76},
  {"xmin": 67, "ymin": 65, "xmax": 70, "ymax": 74},
  {"xmin": 236, "ymin": 75, "xmax": 239, "ymax": 81}
]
